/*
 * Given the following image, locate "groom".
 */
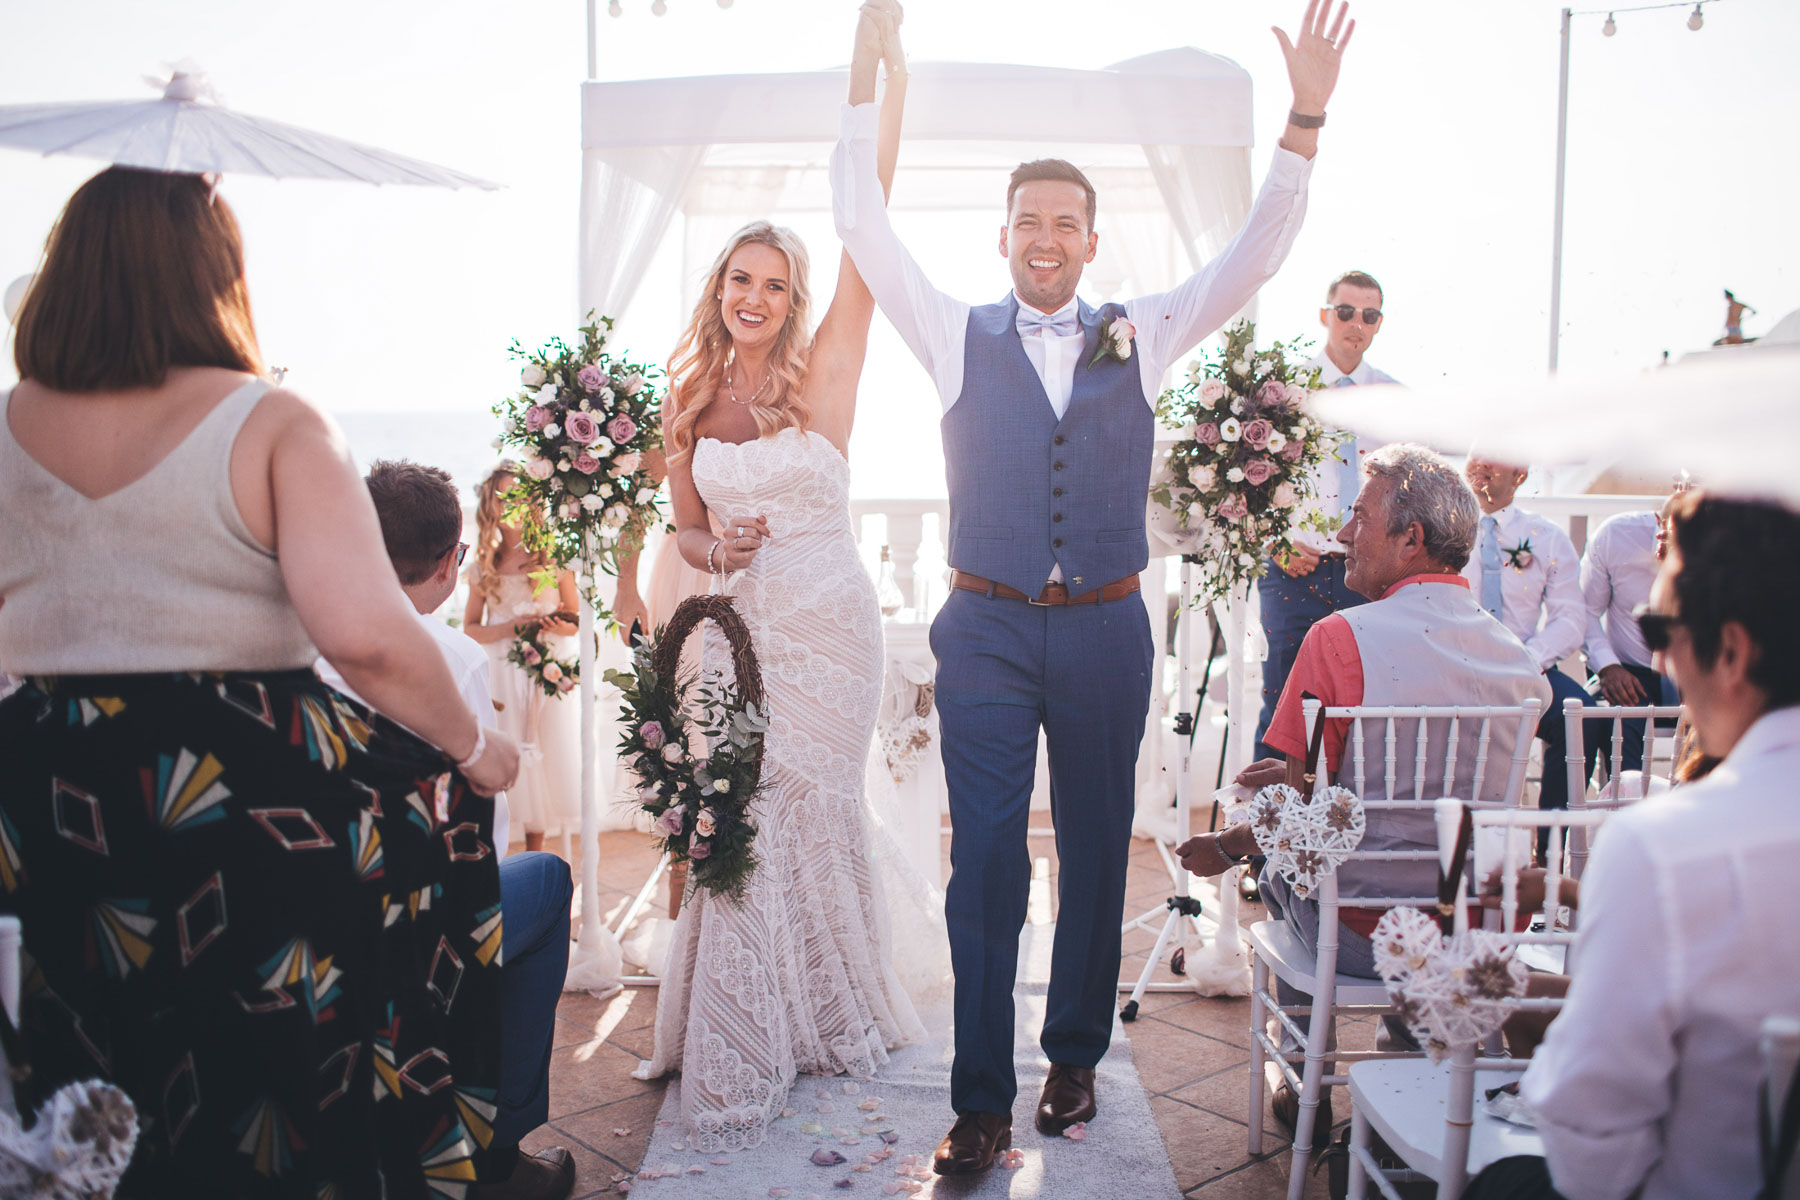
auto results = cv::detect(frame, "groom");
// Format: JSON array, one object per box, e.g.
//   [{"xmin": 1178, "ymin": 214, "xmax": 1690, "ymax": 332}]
[{"xmin": 833, "ymin": 0, "xmax": 1354, "ymax": 1174}]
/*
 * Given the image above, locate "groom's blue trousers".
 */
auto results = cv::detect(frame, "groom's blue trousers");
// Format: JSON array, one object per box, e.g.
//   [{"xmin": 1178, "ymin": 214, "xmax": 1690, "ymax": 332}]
[{"xmin": 931, "ymin": 586, "xmax": 1155, "ymax": 1115}]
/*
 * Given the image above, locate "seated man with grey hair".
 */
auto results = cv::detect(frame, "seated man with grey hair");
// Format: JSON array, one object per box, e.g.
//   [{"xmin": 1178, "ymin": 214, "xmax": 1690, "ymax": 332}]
[{"xmin": 1179, "ymin": 444, "xmax": 1551, "ymax": 1140}]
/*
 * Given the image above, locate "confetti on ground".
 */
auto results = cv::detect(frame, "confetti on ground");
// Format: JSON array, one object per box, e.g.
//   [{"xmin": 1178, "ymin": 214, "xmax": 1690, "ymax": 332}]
[
  {"xmin": 853, "ymin": 1164, "xmax": 872, "ymax": 1173},
  {"xmin": 816, "ymin": 1087, "xmax": 830, "ymax": 1098},
  {"xmin": 1062, "ymin": 1122, "xmax": 1088, "ymax": 1141},
  {"xmin": 835, "ymin": 1179, "xmax": 854, "ymax": 1190},
  {"xmin": 879, "ymin": 1131, "xmax": 901, "ymax": 1145},
  {"xmin": 801, "ymin": 1122, "xmax": 825, "ymax": 1135},
  {"xmin": 811, "ymin": 1148, "xmax": 848, "ymax": 1166},
  {"xmin": 857, "ymin": 1098, "xmax": 883, "ymax": 1112},
  {"xmin": 841, "ymin": 1082, "xmax": 861, "ymax": 1095},
  {"xmin": 616, "ymin": 1182, "xmax": 631, "ymax": 1195},
  {"xmin": 711, "ymin": 1157, "xmax": 731, "ymax": 1166},
  {"xmin": 838, "ymin": 1136, "xmax": 862, "ymax": 1146},
  {"xmin": 657, "ymin": 1120, "xmax": 673, "ymax": 1127},
  {"xmin": 686, "ymin": 1165, "xmax": 707, "ymax": 1175},
  {"xmin": 816, "ymin": 1102, "xmax": 837, "ymax": 1113},
  {"xmin": 781, "ymin": 1107, "xmax": 798, "ymax": 1118},
  {"xmin": 1000, "ymin": 1148, "xmax": 1026, "ymax": 1170},
  {"xmin": 769, "ymin": 1190, "xmax": 790, "ymax": 1199},
  {"xmin": 613, "ymin": 1128, "xmax": 632, "ymax": 1137}
]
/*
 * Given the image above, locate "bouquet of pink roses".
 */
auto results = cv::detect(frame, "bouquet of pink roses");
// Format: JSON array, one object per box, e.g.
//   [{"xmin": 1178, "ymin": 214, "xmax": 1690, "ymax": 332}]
[
  {"xmin": 492, "ymin": 315, "xmax": 664, "ymax": 617},
  {"xmin": 506, "ymin": 623, "xmax": 580, "ymax": 699},
  {"xmin": 1152, "ymin": 320, "xmax": 1340, "ymax": 604}
]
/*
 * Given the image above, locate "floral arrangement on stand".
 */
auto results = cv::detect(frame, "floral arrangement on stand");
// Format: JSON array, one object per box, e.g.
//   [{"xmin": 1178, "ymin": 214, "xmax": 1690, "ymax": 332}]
[
  {"xmin": 1151, "ymin": 320, "xmax": 1341, "ymax": 605},
  {"xmin": 506, "ymin": 622, "xmax": 580, "ymax": 697},
  {"xmin": 491, "ymin": 314, "xmax": 665, "ymax": 617},
  {"xmin": 606, "ymin": 596, "xmax": 769, "ymax": 901}
]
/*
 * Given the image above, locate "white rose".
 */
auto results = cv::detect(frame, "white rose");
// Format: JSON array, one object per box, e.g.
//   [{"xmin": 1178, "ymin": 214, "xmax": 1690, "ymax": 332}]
[
  {"xmin": 611, "ymin": 451, "xmax": 643, "ymax": 476},
  {"xmin": 604, "ymin": 505, "xmax": 629, "ymax": 529},
  {"xmin": 1187, "ymin": 463, "xmax": 1217, "ymax": 490},
  {"xmin": 1220, "ymin": 417, "xmax": 1242, "ymax": 442},
  {"xmin": 1227, "ymin": 466, "xmax": 1246, "ymax": 484},
  {"xmin": 1185, "ymin": 363, "xmax": 1203, "ymax": 385},
  {"xmin": 597, "ymin": 482, "xmax": 615, "ymax": 498},
  {"xmin": 1271, "ymin": 482, "xmax": 1298, "ymax": 509},
  {"xmin": 600, "ymin": 387, "xmax": 615, "ymax": 403},
  {"xmin": 622, "ymin": 372, "xmax": 645, "ymax": 396},
  {"xmin": 1229, "ymin": 397, "xmax": 1244, "ymax": 416},
  {"xmin": 521, "ymin": 364, "xmax": 547, "ymax": 387},
  {"xmin": 534, "ymin": 383, "xmax": 558, "ymax": 405},
  {"xmin": 544, "ymin": 422, "xmax": 561, "ymax": 439},
  {"xmin": 1199, "ymin": 380, "xmax": 1227, "ymax": 405},
  {"xmin": 661, "ymin": 742, "xmax": 685, "ymax": 764},
  {"xmin": 580, "ymin": 493, "xmax": 604, "ymax": 512},
  {"xmin": 638, "ymin": 487, "xmax": 658, "ymax": 504},
  {"xmin": 1231, "ymin": 358, "xmax": 1250, "ymax": 376},
  {"xmin": 695, "ymin": 808, "xmax": 716, "ymax": 836},
  {"xmin": 541, "ymin": 661, "xmax": 563, "ymax": 683},
  {"xmin": 714, "ymin": 778, "xmax": 731, "ymax": 794},
  {"xmin": 1266, "ymin": 431, "xmax": 1288, "ymax": 454}
]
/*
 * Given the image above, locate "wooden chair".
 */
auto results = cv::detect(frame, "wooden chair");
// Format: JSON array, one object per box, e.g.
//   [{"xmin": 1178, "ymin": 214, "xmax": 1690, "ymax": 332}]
[
  {"xmin": 1345, "ymin": 805, "xmax": 1603, "ymax": 1198},
  {"xmin": 1247, "ymin": 699, "xmax": 1541, "ymax": 1199}
]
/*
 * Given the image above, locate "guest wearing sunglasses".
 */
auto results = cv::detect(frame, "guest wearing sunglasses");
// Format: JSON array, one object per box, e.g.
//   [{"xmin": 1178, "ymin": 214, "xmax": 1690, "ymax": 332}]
[
  {"xmin": 1253, "ymin": 269, "xmax": 1399, "ymax": 758},
  {"xmin": 315, "ymin": 459, "xmax": 577, "ymax": 1200},
  {"xmin": 1463, "ymin": 491, "xmax": 1800, "ymax": 1200}
]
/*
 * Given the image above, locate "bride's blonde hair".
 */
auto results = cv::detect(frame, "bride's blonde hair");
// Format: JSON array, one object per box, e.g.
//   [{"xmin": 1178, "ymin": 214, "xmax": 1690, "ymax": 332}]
[{"xmin": 664, "ymin": 221, "xmax": 814, "ymax": 463}]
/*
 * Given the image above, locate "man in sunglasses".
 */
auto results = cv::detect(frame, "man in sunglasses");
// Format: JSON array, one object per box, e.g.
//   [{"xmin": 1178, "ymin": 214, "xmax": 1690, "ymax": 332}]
[
  {"xmin": 316, "ymin": 459, "xmax": 578, "ymax": 1200},
  {"xmin": 1253, "ymin": 269, "xmax": 1398, "ymax": 758},
  {"xmin": 1462, "ymin": 492, "xmax": 1800, "ymax": 1200}
]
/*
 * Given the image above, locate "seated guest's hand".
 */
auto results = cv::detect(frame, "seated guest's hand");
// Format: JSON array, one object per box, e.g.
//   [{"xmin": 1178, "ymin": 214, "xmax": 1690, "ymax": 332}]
[
  {"xmin": 1596, "ymin": 663, "xmax": 1648, "ymax": 706},
  {"xmin": 1480, "ymin": 865, "xmax": 1579, "ymax": 915},
  {"xmin": 1176, "ymin": 833, "xmax": 1238, "ymax": 878},
  {"xmin": 1235, "ymin": 758, "xmax": 1289, "ymax": 790},
  {"xmin": 464, "ymin": 728, "xmax": 522, "ymax": 797}
]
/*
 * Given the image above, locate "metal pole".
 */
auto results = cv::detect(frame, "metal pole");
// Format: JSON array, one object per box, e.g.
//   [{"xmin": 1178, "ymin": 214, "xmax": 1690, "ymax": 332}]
[
  {"xmin": 1549, "ymin": 7, "xmax": 1572, "ymax": 372},
  {"xmin": 586, "ymin": 0, "xmax": 598, "ymax": 80}
]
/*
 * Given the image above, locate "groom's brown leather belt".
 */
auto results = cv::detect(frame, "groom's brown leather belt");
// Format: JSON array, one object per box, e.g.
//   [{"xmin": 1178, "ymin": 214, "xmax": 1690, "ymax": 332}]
[{"xmin": 950, "ymin": 570, "xmax": 1141, "ymax": 607}]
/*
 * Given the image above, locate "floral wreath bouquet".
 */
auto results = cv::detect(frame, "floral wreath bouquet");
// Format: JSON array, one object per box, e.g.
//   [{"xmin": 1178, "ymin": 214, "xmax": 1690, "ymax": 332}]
[
  {"xmin": 1151, "ymin": 319, "xmax": 1340, "ymax": 604},
  {"xmin": 507, "ymin": 622, "xmax": 580, "ymax": 697},
  {"xmin": 605, "ymin": 596, "xmax": 770, "ymax": 902},
  {"xmin": 491, "ymin": 314, "xmax": 665, "ymax": 618}
]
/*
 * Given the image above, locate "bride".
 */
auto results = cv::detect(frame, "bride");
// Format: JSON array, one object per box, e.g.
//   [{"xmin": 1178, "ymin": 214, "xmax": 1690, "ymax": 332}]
[{"xmin": 634, "ymin": 8, "xmax": 927, "ymax": 1152}]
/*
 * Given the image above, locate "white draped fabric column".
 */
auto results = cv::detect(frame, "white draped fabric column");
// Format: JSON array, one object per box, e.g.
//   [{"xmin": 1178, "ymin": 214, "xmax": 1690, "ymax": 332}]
[{"xmin": 564, "ymin": 537, "xmax": 625, "ymax": 996}]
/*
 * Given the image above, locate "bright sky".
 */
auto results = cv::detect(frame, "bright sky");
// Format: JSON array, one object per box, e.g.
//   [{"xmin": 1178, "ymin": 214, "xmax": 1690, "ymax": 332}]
[{"xmin": 3, "ymin": 0, "xmax": 1796, "ymax": 498}]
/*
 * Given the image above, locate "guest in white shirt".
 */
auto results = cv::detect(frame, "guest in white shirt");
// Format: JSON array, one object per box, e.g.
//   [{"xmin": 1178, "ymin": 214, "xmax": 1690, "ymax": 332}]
[
  {"xmin": 1581, "ymin": 504, "xmax": 1681, "ymax": 777},
  {"xmin": 1462, "ymin": 455, "xmax": 1589, "ymax": 836},
  {"xmin": 1463, "ymin": 492, "xmax": 1800, "ymax": 1200},
  {"xmin": 317, "ymin": 459, "xmax": 577, "ymax": 1199},
  {"xmin": 1254, "ymin": 270, "xmax": 1399, "ymax": 757}
]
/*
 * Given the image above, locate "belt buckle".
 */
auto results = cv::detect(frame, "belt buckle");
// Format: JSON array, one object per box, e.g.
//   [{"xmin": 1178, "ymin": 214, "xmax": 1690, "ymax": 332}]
[{"xmin": 1029, "ymin": 584, "xmax": 1066, "ymax": 607}]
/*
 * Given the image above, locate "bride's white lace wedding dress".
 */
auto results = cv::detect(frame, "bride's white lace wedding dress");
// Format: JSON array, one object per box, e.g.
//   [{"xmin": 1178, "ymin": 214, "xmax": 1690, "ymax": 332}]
[{"xmin": 637, "ymin": 427, "xmax": 931, "ymax": 1151}]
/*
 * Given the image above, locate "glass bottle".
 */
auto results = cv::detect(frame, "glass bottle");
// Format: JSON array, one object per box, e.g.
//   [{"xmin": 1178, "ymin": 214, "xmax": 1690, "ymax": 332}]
[{"xmin": 875, "ymin": 544, "xmax": 905, "ymax": 617}]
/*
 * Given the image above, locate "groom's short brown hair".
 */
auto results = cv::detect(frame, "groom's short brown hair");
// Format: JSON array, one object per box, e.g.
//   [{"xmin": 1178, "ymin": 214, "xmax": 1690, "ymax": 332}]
[{"xmin": 1006, "ymin": 159, "xmax": 1097, "ymax": 232}]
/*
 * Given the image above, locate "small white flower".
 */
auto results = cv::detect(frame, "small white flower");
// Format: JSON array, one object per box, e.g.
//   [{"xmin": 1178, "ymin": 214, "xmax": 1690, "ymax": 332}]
[
  {"xmin": 600, "ymin": 387, "xmax": 615, "ymax": 403},
  {"xmin": 1272, "ymin": 482, "xmax": 1298, "ymax": 509},
  {"xmin": 1106, "ymin": 316, "xmax": 1136, "ymax": 360},
  {"xmin": 1220, "ymin": 417, "xmax": 1242, "ymax": 442},
  {"xmin": 1238, "ymin": 552, "xmax": 1255, "ymax": 566},
  {"xmin": 580, "ymin": 493, "xmax": 605, "ymax": 512},
  {"xmin": 661, "ymin": 742, "xmax": 685, "ymax": 764},
  {"xmin": 1227, "ymin": 466, "xmax": 1246, "ymax": 483},
  {"xmin": 521, "ymin": 364, "xmax": 547, "ymax": 387},
  {"xmin": 714, "ymin": 778, "xmax": 731, "ymax": 794},
  {"xmin": 1185, "ymin": 363, "xmax": 1203, "ymax": 385},
  {"xmin": 1266, "ymin": 431, "xmax": 1288, "ymax": 454},
  {"xmin": 1230, "ymin": 397, "xmax": 1244, "ymax": 416},
  {"xmin": 638, "ymin": 486, "xmax": 658, "ymax": 504},
  {"xmin": 544, "ymin": 422, "xmax": 561, "ymax": 439},
  {"xmin": 622, "ymin": 371, "xmax": 645, "ymax": 396},
  {"xmin": 597, "ymin": 482, "xmax": 615, "ymax": 498},
  {"xmin": 1231, "ymin": 358, "xmax": 1250, "ymax": 376},
  {"xmin": 579, "ymin": 399, "xmax": 592, "ymax": 412},
  {"xmin": 593, "ymin": 436, "xmax": 615, "ymax": 456},
  {"xmin": 1187, "ymin": 463, "xmax": 1217, "ymax": 490},
  {"xmin": 533, "ymin": 383, "xmax": 558, "ymax": 405},
  {"xmin": 1199, "ymin": 379, "xmax": 1227, "ymax": 405}
]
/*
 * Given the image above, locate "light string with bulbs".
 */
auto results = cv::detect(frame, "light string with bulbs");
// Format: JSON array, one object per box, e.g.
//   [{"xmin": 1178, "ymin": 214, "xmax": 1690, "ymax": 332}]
[
  {"xmin": 1579, "ymin": 0, "xmax": 1718, "ymax": 38},
  {"xmin": 609, "ymin": 0, "xmax": 735, "ymax": 14}
]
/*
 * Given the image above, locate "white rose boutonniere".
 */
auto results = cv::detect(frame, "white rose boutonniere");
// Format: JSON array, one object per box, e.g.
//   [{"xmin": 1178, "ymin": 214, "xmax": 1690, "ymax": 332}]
[{"xmin": 1087, "ymin": 312, "xmax": 1137, "ymax": 369}]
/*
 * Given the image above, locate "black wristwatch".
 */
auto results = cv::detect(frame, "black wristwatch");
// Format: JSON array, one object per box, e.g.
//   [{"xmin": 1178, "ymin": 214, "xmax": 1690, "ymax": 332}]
[{"xmin": 1288, "ymin": 109, "xmax": 1326, "ymax": 129}]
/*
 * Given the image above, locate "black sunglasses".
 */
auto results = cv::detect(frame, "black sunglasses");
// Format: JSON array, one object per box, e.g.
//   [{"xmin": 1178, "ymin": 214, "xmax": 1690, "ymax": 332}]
[
  {"xmin": 1633, "ymin": 603, "xmax": 1684, "ymax": 653},
  {"xmin": 1330, "ymin": 304, "xmax": 1383, "ymax": 324},
  {"xmin": 440, "ymin": 541, "xmax": 469, "ymax": 566}
]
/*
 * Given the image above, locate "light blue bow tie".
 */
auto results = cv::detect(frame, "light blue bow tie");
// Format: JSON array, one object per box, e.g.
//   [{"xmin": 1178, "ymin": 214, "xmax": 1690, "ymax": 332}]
[{"xmin": 1017, "ymin": 307, "xmax": 1079, "ymax": 339}]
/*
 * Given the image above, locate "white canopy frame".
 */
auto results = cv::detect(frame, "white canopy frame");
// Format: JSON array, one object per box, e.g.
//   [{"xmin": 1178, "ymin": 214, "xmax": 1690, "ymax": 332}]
[{"xmin": 569, "ymin": 49, "xmax": 1264, "ymax": 993}]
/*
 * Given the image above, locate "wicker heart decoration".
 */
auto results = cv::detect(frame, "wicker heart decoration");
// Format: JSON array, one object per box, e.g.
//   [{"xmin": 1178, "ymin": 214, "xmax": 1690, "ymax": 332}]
[
  {"xmin": 1372, "ymin": 906, "xmax": 1528, "ymax": 1062},
  {"xmin": 1244, "ymin": 783, "xmax": 1366, "ymax": 900}
]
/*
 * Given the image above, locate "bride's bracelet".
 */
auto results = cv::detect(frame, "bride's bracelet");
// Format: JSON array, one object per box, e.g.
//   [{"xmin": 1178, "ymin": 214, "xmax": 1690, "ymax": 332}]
[{"xmin": 707, "ymin": 538, "xmax": 725, "ymax": 574}]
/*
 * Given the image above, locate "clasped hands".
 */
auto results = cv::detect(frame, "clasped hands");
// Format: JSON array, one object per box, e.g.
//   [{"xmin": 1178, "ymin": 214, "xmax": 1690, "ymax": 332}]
[{"xmin": 1175, "ymin": 757, "xmax": 1291, "ymax": 877}]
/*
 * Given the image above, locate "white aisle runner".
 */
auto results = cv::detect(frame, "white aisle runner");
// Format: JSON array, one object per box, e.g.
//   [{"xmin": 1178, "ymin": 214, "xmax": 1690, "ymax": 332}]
[{"xmin": 621, "ymin": 926, "xmax": 1181, "ymax": 1198}]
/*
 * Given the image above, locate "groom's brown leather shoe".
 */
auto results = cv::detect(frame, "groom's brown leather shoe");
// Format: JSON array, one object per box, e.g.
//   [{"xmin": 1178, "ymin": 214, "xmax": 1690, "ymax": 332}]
[
  {"xmin": 932, "ymin": 1111, "xmax": 1012, "ymax": 1175},
  {"xmin": 1035, "ymin": 1063, "xmax": 1097, "ymax": 1135}
]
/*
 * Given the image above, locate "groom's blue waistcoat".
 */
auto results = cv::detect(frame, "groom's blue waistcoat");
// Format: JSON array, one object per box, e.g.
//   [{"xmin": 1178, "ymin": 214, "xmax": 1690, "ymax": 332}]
[{"xmin": 941, "ymin": 295, "xmax": 1154, "ymax": 597}]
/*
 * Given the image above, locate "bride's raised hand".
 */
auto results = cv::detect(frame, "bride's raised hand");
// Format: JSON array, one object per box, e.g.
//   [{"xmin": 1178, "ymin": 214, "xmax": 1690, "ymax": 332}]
[
  {"xmin": 718, "ymin": 514, "xmax": 771, "ymax": 571},
  {"xmin": 1274, "ymin": 0, "xmax": 1354, "ymax": 115}
]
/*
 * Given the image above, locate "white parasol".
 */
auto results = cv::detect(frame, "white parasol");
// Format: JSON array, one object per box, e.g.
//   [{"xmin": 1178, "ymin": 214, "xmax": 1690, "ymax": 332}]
[
  {"xmin": 0, "ymin": 70, "xmax": 497, "ymax": 189},
  {"xmin": 1311, "ymin": 348, "xmax": 1800, "ymax": 506}
]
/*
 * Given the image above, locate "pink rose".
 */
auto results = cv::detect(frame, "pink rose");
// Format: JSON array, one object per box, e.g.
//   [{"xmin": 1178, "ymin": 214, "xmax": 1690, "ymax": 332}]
[
  {"xmin": 1241, "ymin": 419, "xmax": 1274, "ymax": 451},
  {"xmin": 541, "ymin": 661, "xmax": 563, "ymax": 683},
  {"xmin": 564, "ymin": 411, "xmax": 601, "ymax": 446},
  {"xmin": 1217, "ymin": 494, "xmax": 1249, "ymax": 521},
  {"xmin": 524, "ymin": 456, "xmax": 554, "ymax": 481},
  {"xmin": 1241, "ymin": 457, "xmax": 1277, "ymax": 486},
  {"xmin": 521, "ymin": 643, "xmax": 541, "ymax": 665},
  {"xmin": 1255, "ymin": 380, "xmax": 1287, "ymax": 409},
  {"xmin": 639, "ymin": 720, "xmax": 666, "ymax": 749},
  {"xmin": 525, "ymin": 405, "xmax": 552, "ymax": 433},
  {"xmin": 573, "ymin": 451, "xmax": 601, "ymax": 475},
  {"xmin": 657, "ymin": 804, "xmax": 685, "ymax": 836},
  {"xmin": 1280, "ymin": 441, "xmax": 1305, "ymax": 462},
  {"xmin": 608, "ymin": 450, "xmax": 643, "ymax": 477},
  {"xmin": 1196, "ymin": 422, "xmax": 1221, "ymax": 446},
  {"xmin": 557, "ymin": 674, "xmax": 576, "ymax": 693},
  {"xmin": 577, "ymin": 363, "xmax": 607, "ymax": 392},
  {"xmin": 606, "ymin": 413, "xmax": 638, "ymax": 444},
  {"xmin": 687, "ymin": 835, "xmax": 712, "ymax": 861}
]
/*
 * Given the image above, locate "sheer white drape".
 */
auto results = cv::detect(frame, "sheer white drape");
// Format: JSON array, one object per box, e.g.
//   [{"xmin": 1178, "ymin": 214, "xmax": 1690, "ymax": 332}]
[{"xmin": 578, "ymin": 144, "xmax": 707, "ymax": 325}]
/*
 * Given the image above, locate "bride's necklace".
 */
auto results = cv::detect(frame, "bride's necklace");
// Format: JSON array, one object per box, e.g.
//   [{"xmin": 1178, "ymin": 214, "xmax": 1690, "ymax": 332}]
[{"xmin": 727, "ymin": 360, "xmax": 774, "ymax": 407}]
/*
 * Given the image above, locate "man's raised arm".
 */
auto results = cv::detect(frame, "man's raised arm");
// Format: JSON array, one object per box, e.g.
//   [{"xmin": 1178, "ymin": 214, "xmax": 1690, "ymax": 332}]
[{"xmin": 830, "ymin": 3, "xmax": 967, "ymax": 403}]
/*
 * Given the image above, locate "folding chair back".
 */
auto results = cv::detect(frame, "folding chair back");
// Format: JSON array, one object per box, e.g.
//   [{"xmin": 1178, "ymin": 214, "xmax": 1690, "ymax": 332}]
[{"xmin": 1561, "ymin": 699, "xmax": 1688, "ymax": 876}]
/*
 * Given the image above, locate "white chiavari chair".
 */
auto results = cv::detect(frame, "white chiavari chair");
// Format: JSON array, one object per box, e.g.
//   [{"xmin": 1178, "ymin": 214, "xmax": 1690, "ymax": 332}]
[
  {"xmin": 1561, "ymin": 698, "xmax": 1689, "ymax": 878},
  {"xmin": 1248, "ymin": 699, "xmax": 1542, "ymax": 1199}
]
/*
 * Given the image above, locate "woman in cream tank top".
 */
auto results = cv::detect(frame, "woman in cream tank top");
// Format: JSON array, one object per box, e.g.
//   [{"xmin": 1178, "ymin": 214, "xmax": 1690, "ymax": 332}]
[{"xmin": 0, "ymin": 166, "xmax": 520, "ymax": 1197}]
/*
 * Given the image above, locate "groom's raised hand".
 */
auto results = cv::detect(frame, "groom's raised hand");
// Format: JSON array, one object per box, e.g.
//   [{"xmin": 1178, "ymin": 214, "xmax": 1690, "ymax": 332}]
[{"xmin": 1273, "ymin": 1, "xmax": 1354, "ymax": 158}]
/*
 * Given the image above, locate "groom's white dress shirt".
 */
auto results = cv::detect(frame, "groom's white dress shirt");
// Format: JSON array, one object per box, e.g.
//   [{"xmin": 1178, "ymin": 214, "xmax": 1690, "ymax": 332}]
[
  {"xmin": 829, "ymin": 102, "xmax": 1314, "ymax": 419},
  {"xmin": 1521, "ymin": 705, "xmax": 1800, "ymax": 1200},
  {"xmin": 1581, "ymin": 510, "xmax": 1662, "ymax": 672}
]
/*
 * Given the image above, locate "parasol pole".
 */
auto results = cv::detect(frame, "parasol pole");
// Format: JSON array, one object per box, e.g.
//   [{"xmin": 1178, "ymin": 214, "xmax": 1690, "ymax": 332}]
[{"xmin": 565, "ymin": 530, "xmax": 622, "ymax": 995}]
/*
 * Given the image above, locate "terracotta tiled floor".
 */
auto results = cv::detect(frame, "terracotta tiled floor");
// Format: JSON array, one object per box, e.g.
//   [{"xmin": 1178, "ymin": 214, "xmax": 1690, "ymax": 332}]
[{"xmin": 536, "ymin": 824, "xmax": 1346, "ymax": 1198}]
